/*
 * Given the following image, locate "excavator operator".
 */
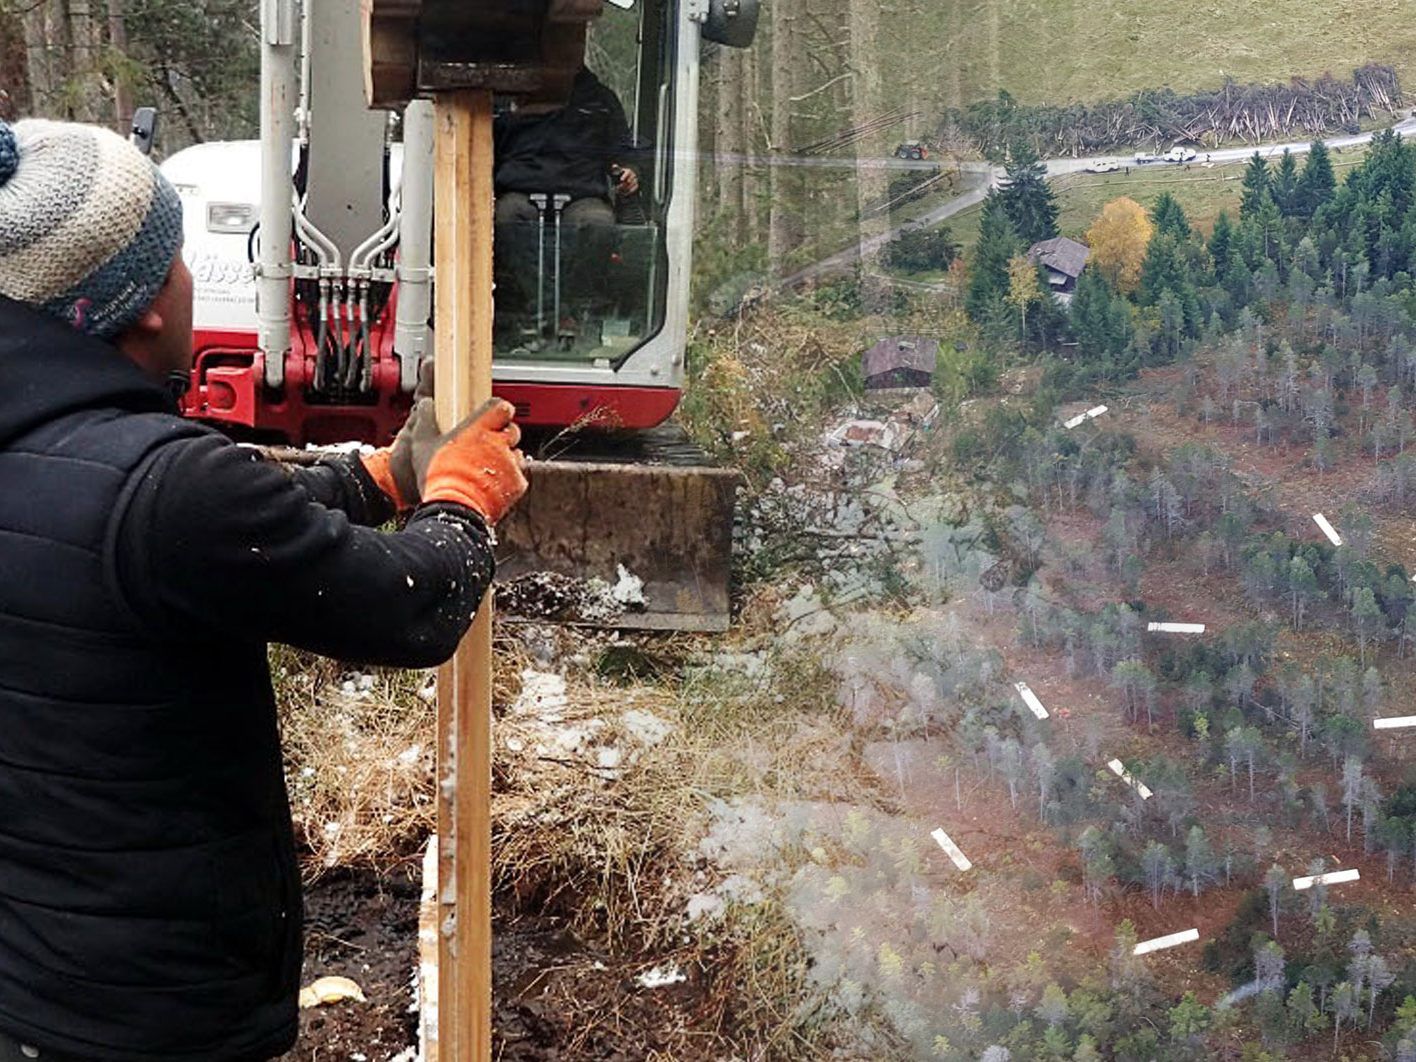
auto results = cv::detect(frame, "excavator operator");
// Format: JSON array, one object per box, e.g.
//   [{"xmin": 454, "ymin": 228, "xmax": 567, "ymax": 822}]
[
  {"xmin": 0, "ymin": 116, "xmax": 526, "ymax": 1061},
  {"xmin": 493, "ymin": 65, "xmax": 640, "ymax": 227}
]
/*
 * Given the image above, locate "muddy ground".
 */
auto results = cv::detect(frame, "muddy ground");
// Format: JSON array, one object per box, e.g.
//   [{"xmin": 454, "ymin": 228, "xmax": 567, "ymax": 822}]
[{"xmin": 282, "ymin": 871, "xmax": 708, "ymax": 1062}]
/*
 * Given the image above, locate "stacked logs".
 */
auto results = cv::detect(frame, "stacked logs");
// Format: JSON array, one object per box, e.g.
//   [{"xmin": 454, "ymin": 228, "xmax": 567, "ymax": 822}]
[{"xmin": 946, "ymin": 64, "xmax": 1403, "ymax": 160}]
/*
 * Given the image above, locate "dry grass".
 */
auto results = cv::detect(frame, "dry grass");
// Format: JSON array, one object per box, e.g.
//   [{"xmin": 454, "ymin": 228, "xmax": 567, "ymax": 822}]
[
  {"xmin": 270, "ymin": 551, "xmax": 883, "ymax": 1055},
  {"xmin": 492, "ymin": 678, "xmax": 701, "ymax": 950},
  {"xmin": 488, "ymin": 634, "xmax": 865, "ymax": 934},
  {"xmin": 274, "ymin": 649, "xmax": 434, "ymax": 877},
  {"xmin": 272, "ymin": 633, "xmax": 530, "ymax": 879}
]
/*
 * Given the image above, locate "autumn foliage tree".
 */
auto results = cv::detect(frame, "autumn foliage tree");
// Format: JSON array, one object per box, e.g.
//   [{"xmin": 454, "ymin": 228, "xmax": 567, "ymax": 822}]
[
  {"xmin": 1086, "ymin": 197, "xmax": 1154, "ymax": 294},
  {"xmin": 1007, "ymin": 254, "xmax": 1045, "ymax": 340}
]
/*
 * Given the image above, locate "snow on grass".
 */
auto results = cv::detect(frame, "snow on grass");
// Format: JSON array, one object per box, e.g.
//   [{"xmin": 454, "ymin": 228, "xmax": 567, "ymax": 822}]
[{"xmin": 636, "ymin": 965, "xmax": 688, "ymax": 989}]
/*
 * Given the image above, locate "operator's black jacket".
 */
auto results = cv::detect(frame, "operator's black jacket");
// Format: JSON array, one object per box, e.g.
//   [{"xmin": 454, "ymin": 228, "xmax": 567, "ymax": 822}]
[
  {"xmin": 0, "ymin": 297, "xmax": 494, "ymax": 1061},
  {"xmin": 494, "ymin": 66, "xmax": 635, "ymax": 202}
]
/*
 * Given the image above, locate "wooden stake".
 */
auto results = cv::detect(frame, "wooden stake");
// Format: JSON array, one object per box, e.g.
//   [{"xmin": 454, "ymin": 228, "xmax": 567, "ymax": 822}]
[{"xmin": 433, "ymin": 89, "xmax": 495, "ymax": 1062}]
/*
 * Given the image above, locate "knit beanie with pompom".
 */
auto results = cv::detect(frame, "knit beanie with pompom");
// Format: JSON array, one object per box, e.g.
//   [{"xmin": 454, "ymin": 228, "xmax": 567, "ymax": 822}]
[{"xmin": 0, "ymin": 117, "xmax": 183, "ymax": 340}]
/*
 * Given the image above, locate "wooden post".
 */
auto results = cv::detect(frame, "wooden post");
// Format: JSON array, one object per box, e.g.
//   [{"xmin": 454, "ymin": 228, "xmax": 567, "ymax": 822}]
[{"xmin": 433, "ymin": 89, "xmax": 495, "ymax": 1061}]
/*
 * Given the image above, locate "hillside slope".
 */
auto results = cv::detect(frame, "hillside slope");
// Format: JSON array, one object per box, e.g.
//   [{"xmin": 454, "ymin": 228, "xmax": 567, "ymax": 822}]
[{"xmin": 888, "ymin": 0, "xmax": 1416, "ymax": 116}]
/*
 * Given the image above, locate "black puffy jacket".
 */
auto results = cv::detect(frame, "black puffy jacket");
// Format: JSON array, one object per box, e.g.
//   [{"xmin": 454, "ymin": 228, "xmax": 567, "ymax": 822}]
[
  {"xmin": 494, "ymin": 66, "xmax": 635, "ymax": 201},
  {"xmin": 0, "ymin": 297, "xmax": 493, "ymax": 1060}
]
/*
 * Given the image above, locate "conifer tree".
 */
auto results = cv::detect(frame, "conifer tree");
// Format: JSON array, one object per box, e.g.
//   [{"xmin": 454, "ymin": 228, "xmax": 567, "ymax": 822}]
[
  {"xmin": 1150, "ymin": 192, "xmax": 1191, "ymax": 240},
  {"xmin": 1241, "ymin": 153, "xmax": 1272, "ymax": 220},
  {"xmin": 1242, "ymin": 191, "xmax": 1286, "ymax": 268},
  {"xmin": 967, "ymin": 192, "xmax": 1023, "ymax": 324},
  {"xmin": 1288, "ymin": 982, "xmax": 1325, "ymax": 1039},
  {"xmin": 1138, "ymin": 232, "xmax": 1192, "ymax": 306},
  {"xmin": 1069, "ymin": 269, "xmax": 1132, "ymax": 361},
  {"xmin": 1272, "ymin": 148, "xmax": 1301, "ymax": 217},
  {"xmin": 1265, "ymin": 863, "xmax": 1287, "ymax": 938},
  {"xmin": 1168, "ymin": 992, "xmax": 1210, "ymax": 1048},
  {"xmin": 998, "ymin": 141, "xmax": 1060, "ymax": 245},
  {"xmin": 1208, "ymin": 210, "xmax": 1236, "ymax": 274},
  {"xmin": 1299, "ymin": 140, "xmax": 1337, "ymax": 218},
  {"xmin": 1185, "ymin": 825, "xmax": 1217, "ymax": 896}
]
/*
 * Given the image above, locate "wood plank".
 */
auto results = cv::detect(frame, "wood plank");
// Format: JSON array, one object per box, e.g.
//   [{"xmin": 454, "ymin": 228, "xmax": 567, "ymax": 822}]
[
  {"xmin": 1133, "ymin": 928, "xmax": 1200, "ymax": 955},
  {"xmin": 417, "ymin": 836, "xmax": 440, "ymax": 1055},
  {"xmin": 433, "ymin": 88, "xmax": 496, "ymax": 1062}
]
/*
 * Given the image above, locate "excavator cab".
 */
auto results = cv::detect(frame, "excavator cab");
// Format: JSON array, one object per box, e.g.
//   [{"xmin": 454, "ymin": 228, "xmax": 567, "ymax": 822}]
[{"xmin": 492, "ymin": 0, "xmax": 671, "ymax": 375}]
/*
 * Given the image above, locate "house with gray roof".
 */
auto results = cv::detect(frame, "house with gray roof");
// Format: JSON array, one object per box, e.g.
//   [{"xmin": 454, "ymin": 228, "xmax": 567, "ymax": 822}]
[{"xmin": 1027, "ymin": 237, "xmax": 1091, "ymax": 305}]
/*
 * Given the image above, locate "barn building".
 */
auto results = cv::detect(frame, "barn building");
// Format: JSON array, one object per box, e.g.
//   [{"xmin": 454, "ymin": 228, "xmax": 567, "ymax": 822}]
[{"xmin": 863, "ymin": 335, "xmax": 939, "ymax": 391}]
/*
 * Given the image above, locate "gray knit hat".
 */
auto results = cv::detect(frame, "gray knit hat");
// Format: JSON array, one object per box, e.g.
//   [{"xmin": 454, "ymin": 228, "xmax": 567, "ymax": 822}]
[{"xmin": 0, "ymin": 118, "xmax": 183, "ymax": 339}]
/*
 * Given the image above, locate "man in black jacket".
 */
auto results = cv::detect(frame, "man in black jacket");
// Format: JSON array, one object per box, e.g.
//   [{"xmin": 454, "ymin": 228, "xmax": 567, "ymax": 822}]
[
  {"xmin": 494, "ymin": 66, "xmax": 640, "ymax": 227},
  {"xmin": 0, "ymin": 117, "xmax": 526, "ymax": 1060}
]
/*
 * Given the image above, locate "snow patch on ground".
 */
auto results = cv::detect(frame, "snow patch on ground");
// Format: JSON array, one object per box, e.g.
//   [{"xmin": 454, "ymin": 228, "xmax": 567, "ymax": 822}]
[
  {"xmin": 610, "ymin": 564, "xmax": 647, "ymax": 607},
  {"xmin": 778, "ymin": 584, "xmax": 839, "ymax": 641},
  {"xmin": 511, "ymin": 670, "xmax": 569, "ymax": 718},
  {"xmin": 686, "ymin": 873, "xmax": 767, "ymax": 922},
  {"xmin": 636, "ymin": 965, "xmax": 687, "ymax": 989},
  {"xmin": 621, "ymin": 708, "xmax": 673, "ymax": 746}
]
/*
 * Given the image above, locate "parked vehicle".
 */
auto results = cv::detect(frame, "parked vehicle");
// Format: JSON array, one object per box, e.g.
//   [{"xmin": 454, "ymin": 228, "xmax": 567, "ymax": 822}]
[{"xmin": 1135, "ymin": 145, "xmax": 1197, "ymax": 165}]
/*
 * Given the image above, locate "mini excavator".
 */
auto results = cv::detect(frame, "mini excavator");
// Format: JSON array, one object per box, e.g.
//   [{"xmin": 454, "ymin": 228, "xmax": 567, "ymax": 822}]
[{"xmin": 157, "ymin": 0, "xmax": 758, "ymax": 631}]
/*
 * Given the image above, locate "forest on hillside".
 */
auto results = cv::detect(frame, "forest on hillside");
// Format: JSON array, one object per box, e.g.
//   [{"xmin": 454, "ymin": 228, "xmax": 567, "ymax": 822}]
[{"xmin": 814, "ymin": 111, "xmax": 1416, "ymax": 1060}]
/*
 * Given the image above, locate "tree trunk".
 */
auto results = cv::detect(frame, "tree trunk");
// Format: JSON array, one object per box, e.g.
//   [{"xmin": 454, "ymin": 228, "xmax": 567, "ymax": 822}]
[
  {"xmin": 715, "ymin": 47, "xmax": 744, "ymax": 244},
  {"xmin": 767, "ymin": 0, "xmax": 798, "ymax": 273},
  {"xmin": 740, "ymin": 39, "xmax": 762, "ymax": 244},
  {"xmin": 50, "ymin": 0, "xmax": 77, "ymax": 118},
  {"xmin": 106, "ymin": 0, "xmax": 133, "ymax": 133},
  {"xmin": 0, "ymin": 7, "xmax": 31, "ymax": 119},
  {"xmin": 22, "ymin": 3, "xmax": 59, "ymax": 114},
  {"xmin": 847, "ymin": 0, "xmax": 887, "ymax": 311},
  {"xmin": 73, "ymin": 0, "xmax": 109, "ymax": 123}
]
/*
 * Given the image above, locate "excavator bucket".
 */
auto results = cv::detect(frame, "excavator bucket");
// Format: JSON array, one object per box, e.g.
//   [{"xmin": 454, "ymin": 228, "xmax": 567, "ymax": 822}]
[{"xmin": 496, "ymin": 446, "xmax": 739, "ymax": 633}]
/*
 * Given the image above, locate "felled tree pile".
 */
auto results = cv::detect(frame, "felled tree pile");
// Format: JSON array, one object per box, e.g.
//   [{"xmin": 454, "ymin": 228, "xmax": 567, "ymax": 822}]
[{"xmin": 947, "ymin": 65, "xmax": 1403, "ymax": 160}]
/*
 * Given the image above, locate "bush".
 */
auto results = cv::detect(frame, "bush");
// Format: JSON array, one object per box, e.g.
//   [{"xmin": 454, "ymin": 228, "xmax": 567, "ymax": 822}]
[{"xmin": 885, "ymin": 226, "xmax": 960, "ymax": 274}]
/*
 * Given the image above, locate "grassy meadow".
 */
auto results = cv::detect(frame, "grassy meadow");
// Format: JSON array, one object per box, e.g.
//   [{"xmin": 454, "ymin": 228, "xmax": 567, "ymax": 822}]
[{"xmin": 885, "ymin": 0, "xmax": 1416, "ymax": 117}]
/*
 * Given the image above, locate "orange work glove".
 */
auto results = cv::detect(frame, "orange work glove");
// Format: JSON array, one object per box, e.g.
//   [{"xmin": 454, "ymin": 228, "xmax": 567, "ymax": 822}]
[
  {"xmin": 360, "ymin": 448, "xmax": 410, "ymax": 509},
  {"xmin": 359, "ymin": 361, "xmax": 435, "ymax": 511},
  {"xmin": 410, "ymin": 397, "xmax": 529, "ymax": 526}
]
